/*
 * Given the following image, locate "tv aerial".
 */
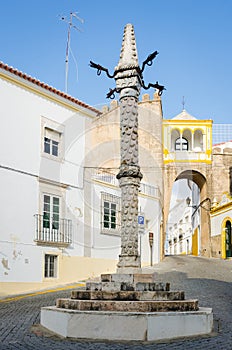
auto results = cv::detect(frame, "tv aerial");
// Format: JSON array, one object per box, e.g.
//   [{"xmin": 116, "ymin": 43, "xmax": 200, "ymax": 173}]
[{"xmin": 60, "ymin": 12, "xmax": 84, "ymax": 93}]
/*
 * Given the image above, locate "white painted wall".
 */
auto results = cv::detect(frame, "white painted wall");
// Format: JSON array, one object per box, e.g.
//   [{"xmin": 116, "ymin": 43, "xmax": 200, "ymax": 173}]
[
  {"xmin": 91, "ymin": 182, "xmax": 121, "ymax": 260},
  {"xmin": 0, "ymin": 72, "xmax": 94, "ymax": 283},
  {"xmin": 211, "ymin": 208, "xmax": 232, "ymax": 237},
  {"xmin": 90, "ymin": 179, "xmax": 162, "ymax": 265}
]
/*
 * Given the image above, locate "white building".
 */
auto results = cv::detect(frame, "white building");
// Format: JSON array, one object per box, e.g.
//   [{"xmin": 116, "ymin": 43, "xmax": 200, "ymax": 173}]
[
  {"xmin": 0, "ymin": 63, "xmax": 163, "ymax": 296},
  {"xmin": 166, "ymin": 181, "xmax": 200, "ymax": 256},
  {"xmin": 0, "ymin": 62, "xmax": 103, "ymax": 296},
  {"xmin": 167, "ymin": 199, "xmax": 193, "ymax": 255}
]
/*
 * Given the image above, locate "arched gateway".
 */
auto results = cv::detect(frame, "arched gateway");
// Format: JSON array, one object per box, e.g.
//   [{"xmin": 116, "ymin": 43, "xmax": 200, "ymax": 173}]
[
  {"xmin": 162, "ymin": 109, "xmax": 232, "ymax": 259},
  {"xmin": 166, "ymin": 169, "xmax": 210, "ymax": 257}
]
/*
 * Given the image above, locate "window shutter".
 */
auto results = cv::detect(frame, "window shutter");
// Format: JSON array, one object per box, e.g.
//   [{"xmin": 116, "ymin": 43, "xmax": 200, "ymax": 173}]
[{"xmin": 45, "ymin": 127, "xmax": 60, "ymax": 142}]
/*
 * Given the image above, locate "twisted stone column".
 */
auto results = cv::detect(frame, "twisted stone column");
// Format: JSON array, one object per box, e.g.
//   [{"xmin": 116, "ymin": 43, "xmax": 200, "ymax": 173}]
[
  {"xmin": 115, "ymin": 24, "xmax": 143, "ymax": 272},
  {"xmin": 116, "ymin": 95, "xmax": 142, "ymax": 272}
]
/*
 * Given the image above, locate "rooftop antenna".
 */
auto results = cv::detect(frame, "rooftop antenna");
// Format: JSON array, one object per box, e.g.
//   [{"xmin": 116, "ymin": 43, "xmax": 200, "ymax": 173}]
[{"xmin": 60, "ymin": 12, "xmax": 84, "ymax": 94}]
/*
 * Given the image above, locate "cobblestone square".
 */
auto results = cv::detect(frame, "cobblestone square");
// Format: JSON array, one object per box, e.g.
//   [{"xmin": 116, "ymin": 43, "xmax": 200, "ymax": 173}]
[{"xmin": 0, "ymin": 255, "xmax": 232, "ymax": 349}]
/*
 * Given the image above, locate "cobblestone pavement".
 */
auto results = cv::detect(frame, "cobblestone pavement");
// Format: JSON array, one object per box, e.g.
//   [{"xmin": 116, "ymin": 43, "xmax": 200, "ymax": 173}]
[{"xmin": 1, "ymin": 255, "xmax": 232, "ymax": 349}]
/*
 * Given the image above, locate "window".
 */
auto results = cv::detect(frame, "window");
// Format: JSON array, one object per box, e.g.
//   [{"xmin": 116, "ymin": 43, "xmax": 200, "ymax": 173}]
[
  {"xmin": 44, "ymin": 128, "xmax": 61, "ymax": 157},
  {"xmin": 35, "ymin": 194, "xmax": 72, "ymax": 246},
  {"xmin": 104, "ymin": 202, "xmax": 116, "ymax": 229},
  {"xmin": 43, "ymin": 194, "xmax": 60, "ymax": 231},
  {"xmin": 175, "ymin": 137, "xmax": 188, "ymax": 151},
  {"xmin": 101, "ymin": 193, "xmax": 120, "ymax": 234},
  {"xmin": 44, "ymin": 254, "xmax": 58, "ymax": 278},
  {"xmin": 44, "ymin": 138, "xmax": 59, "ymax": 156}
]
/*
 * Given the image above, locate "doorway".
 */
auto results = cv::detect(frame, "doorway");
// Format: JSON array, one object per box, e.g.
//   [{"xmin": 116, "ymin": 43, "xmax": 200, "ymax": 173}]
[{"xmin": 225, "ymin": 220, "xmax": 232, "ymax": 258}]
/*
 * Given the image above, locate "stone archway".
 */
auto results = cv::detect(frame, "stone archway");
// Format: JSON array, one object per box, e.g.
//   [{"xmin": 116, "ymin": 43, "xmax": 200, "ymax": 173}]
[{"xmin": 163, "ymin": 167, "xmax": 212, "ymax": 258}]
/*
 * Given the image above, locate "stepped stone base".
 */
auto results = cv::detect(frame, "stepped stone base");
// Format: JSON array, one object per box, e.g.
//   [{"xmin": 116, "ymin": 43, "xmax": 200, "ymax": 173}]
[
  {"xmin": 70, "ymin": 290, "xmax": 185, "ymax": 301},
  {"xmin": 56, "ymin": 299, "xmax": 199, "ymax": 313},
  {"xmin": 40, "ymin": 272, "xmax": 213, "ymax": 341},
  {"xmin": 56, "ymin": 298, "xmax": 198, "ymax": 312}
]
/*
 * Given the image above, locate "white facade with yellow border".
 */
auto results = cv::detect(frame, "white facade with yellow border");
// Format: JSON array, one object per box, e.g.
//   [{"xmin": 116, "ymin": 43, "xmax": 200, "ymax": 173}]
[
  {"xmin": 163, "ymin": 110, "xmax": 212, "ymax": 164},
  {"xmin": 210, "ymin": 193, "xmax": 232, "ymax": 259}
]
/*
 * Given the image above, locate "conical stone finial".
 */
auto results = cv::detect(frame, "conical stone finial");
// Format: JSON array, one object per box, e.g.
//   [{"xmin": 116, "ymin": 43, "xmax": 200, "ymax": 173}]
[
  {"xmin": 116, "ymin": 23, "xmax": 139, "ymax": 70},
  {"xmin": 115, "ymin": 24, "xmax": 141, "ymax": 100}
]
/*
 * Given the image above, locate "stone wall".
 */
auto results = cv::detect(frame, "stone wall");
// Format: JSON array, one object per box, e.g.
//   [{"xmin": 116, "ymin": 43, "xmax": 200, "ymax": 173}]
[{"xmin": 211, "ymin": 235, "xmax": 222, "ymax": 258}]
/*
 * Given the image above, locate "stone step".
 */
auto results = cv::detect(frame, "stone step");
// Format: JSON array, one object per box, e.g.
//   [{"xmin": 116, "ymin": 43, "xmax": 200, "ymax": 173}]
[
  {"xmin": 56, "ymin": 298, "xmax": 199, "ymax": 312},
  {"xmin": 71, "ymin": 290, "xmax": 185, "ymax": 301},
  {"xmin": 86, "ymin": 281, "xmax": 170, "ymax": 292}
]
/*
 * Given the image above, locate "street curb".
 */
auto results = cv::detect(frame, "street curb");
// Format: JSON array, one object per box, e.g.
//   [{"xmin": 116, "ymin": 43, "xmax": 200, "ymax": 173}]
[{"xmin": 0, "ymin": 282, "xmax": 85, "ymax": 303}]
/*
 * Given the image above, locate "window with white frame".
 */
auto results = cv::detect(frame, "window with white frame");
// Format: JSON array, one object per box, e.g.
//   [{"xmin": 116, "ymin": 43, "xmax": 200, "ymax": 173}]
[
  {"xmin": 43, "ymin": 194, "xmax": 60, "ymax": 231},
  {"xmin": 44, "ymin": 127, "xmax": 61, "ymax": 157},
  {"xmin": 101, "ymin": 192, "xmax": 120, "ymax": 234},
  {"xmin": 44, "ymin": 254, "xmax": 58, "ymax": 278},
  {"xmin": 175, "ymin": 137, "xmax": 188, "ymax": 151},
  {"xmin": 34, "ymin": 189, "xmax": 72, "ymax": 247}
]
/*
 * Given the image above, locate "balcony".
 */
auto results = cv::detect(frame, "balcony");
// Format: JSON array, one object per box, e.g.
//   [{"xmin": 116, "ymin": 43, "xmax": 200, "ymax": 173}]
[
  {"xmin": 164, "ymin": 150, "xmax": 211, "ymax": 163},
  {"xmin": 34, "ymin": 214, "xmax": 72, "ymax": 247},
  {"xmin": 93, "ymin": 173, "xmax": 161, "ymax": 198}
]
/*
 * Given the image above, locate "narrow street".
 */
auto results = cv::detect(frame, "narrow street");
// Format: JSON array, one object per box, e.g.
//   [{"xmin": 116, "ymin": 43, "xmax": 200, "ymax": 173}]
[{"xmin": 1, "ymin": 255, "xmax": 232, "ymax": 349}]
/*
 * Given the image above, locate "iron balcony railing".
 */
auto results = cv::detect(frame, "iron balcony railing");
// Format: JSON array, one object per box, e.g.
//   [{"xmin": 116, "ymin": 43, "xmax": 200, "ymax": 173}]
[{"xmin": 34, "ymin": 214, "xmax": 72, "ymax": 246}]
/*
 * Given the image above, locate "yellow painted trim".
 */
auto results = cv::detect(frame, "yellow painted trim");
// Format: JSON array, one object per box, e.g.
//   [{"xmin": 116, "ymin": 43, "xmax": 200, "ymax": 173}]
[
  {"xmin": 162, "ymin": 124, "xmax": 166, "ymax": 150},
  {"xmin": 0, "ymin": 283, "xmax": 85, "ymax": 303},
  {"xmin": 210, "ymin": 201, "xmax": 232, "ymax": 215},
  {"xmin": 163, "ymin": 148, "xmax": 169, "ymax": 156},
  {"xmin": 181, "ymin": 128, "xmax": 195, "ymax": 136},
  {"xmin": 192, "ymin": 127, "xmax": 206, "ymax": 133},
  {"xmin": 163, "ymin": 120, "xmax": 213, "ymax": 125},
  {"xmin": 192, "ymin": 227, "xmax": 198, "ymax": 256},
  {"xmin": 169, "ymin": 126, "xmax": 182, "ymax": 133},
  {"xmin": 164, "ymin": 159, "xmax": 212, "ymax": 164},
  {"xmin": 0, "ymin": 70, "xmax": 97, "ymax": 118}
]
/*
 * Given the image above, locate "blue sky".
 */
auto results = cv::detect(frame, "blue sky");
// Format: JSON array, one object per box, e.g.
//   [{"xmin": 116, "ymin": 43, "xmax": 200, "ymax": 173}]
[{"xmin": 1, "ymin": 0, "xmax": 232, "ymax": 122}]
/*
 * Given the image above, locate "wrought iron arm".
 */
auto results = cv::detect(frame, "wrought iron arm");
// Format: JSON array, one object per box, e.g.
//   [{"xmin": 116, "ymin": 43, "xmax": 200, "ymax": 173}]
[
  {"xmin": 142, "ymin": 81, "xmax": 166, "ymax": 96},
  {"xmin": 90, "ymin": 51, "xmax": 165, "ymax": 97},
  {"xmin": 89, "ymin": 60, "xmax": 115, "ymax": 78},
  {"xmin": 106, "ymin": 88, "xmax": 117, "ymax": 99},
  {"xmin": 106, "ymin": 86, "xmax": 141, "ymax": 99},
  {"xmin": 141, "ymin": 51, "xmax": 159, "ymax": 72}
]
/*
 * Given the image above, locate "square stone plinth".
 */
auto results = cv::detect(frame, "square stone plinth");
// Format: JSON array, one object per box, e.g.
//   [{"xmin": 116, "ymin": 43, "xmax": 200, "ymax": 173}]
[{"xmin": 86, "ymin": 276, "xmax": 169, "ymax": 293}]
